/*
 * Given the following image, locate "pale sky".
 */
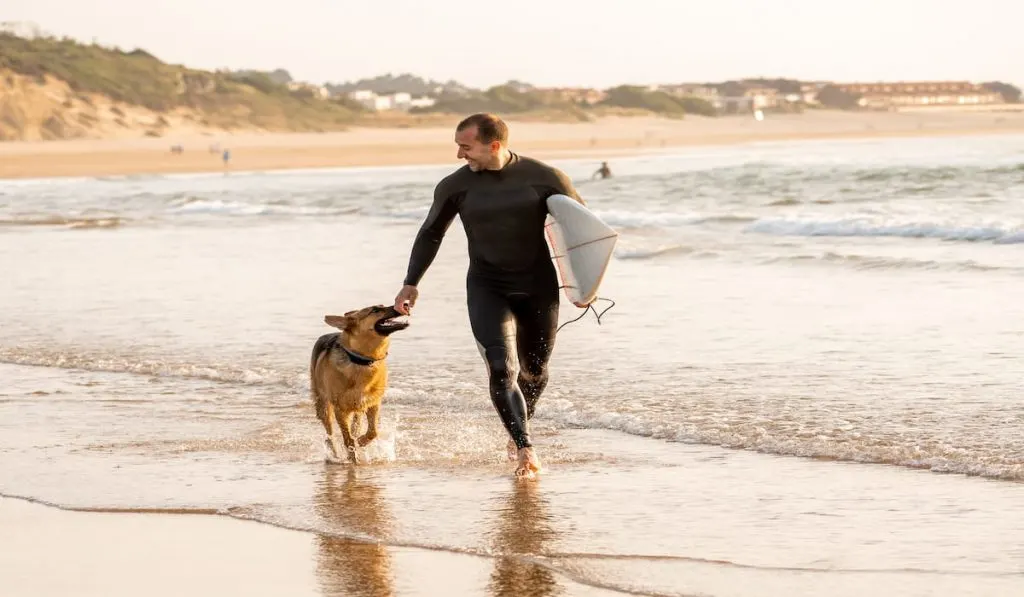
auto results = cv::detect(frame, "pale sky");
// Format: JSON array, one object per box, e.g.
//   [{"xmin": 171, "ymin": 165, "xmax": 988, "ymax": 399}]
[{"xmin": 4, "ymin": 1, "xmax": 1022, "ymax": 89}]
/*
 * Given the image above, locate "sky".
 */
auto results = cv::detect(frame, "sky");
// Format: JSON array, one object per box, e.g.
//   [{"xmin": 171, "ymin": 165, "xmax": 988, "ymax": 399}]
[{"xmin": 4, "ymin": 0, "xmax": 1022, "ymax": 89}]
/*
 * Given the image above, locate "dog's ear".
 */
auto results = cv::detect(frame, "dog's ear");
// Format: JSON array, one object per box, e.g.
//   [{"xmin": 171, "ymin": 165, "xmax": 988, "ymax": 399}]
[{"xmin": 324, "ymin": 315, "xmax": 354, "ymax": 331}]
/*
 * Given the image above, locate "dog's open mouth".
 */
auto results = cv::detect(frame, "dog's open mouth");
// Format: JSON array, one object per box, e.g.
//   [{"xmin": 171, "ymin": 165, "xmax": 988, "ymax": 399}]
[{"xmin": 375, "ymin": 313, "xmax": 410, "ymax": 335}]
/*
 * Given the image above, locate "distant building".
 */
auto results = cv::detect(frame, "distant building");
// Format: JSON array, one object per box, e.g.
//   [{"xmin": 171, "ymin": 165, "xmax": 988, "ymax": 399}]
[
  {"xmin": 347, "ymin": 90, "xmax": 436, "ymax": 111},
  {"xmin": 800, "ymin": 83, "xmax": 828, "ymax": 105},
  {"xmin": 836, "ymin": 81, "xmax": 1003, "ymax": 109},
  {"xmin": 409, "ymin": 96, "xmax": 436, "ymax": 109},
  {"xmin": 286, "ymin": 81, "xmax": 330, "ymax": 99},
  {"xmin": 743, "ymin": 86, "xmax": 780, "ymax": 109}
]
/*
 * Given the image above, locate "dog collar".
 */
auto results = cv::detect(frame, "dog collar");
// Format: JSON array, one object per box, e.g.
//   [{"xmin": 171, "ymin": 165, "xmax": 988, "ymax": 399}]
[{"xmin": 341, "ymin": 344, "xmax": 385, "ymax": 366}]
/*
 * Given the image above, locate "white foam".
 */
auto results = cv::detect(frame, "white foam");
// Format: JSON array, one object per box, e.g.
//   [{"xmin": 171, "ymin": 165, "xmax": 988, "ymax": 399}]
[
  {"xmin": 746, "ymin": 218, "xmax": 1023, "ymax": 244},
  {"xmin": 537, "ymin": 399, "xmax": 1024, "ymax": 482},
  {"xmin": 0, "ymin": 347, "xmax": 304, "ymax": 390}
]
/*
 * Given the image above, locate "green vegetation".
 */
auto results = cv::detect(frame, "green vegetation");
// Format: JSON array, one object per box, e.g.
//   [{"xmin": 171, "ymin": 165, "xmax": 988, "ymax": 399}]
[
  {"xmin": 9, "ymin": 30, "xmax": 1016, "ymax": 143},
  {"xmin": 0, "ymin": 32, "xmax": 362, "ymax": 132},
  {"xmin": 412, "ymin": 83, "xmax": 718, "ymax": 121},
  {"xmin": 816, "ymin": 84, "xmax": 862, "ymax": 109},
  {"xmin": 412, "ymin": 85, "xmax": 590, "ymax": 121},
  {"xmin": 599, "ymin": 85, "xmax": 716, "ymax": 117},
  {"xmin": 0, "ymin": 33, "xmax": 732, "ymax": 141},
  {"xmin": 983, "ymin": 81, "xmax": 1021, "ymax": 103}
]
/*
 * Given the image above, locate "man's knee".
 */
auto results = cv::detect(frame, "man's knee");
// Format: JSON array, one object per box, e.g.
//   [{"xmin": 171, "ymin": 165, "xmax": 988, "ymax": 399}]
[
  {"xmin": 518, "ymin": 344, "xmax": 551, "ymax": 379},
  {"xmin": 483, "ymin": 345, "xmax": 518, "ymax": 385}
]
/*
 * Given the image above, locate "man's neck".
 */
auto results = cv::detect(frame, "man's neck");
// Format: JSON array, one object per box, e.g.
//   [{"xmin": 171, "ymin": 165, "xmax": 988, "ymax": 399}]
[{"xmin": 485, "ymin": 148, "xmax": 513, "ymax": 171}]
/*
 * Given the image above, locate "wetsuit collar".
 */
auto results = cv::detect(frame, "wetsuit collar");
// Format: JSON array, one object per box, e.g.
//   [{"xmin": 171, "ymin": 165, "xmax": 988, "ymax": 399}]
[
  {"xmin": 484, "ymin": 149, "xmax": 517, "ymax": 171},
  {"xmin": 341, "ymin": 344, "xmax": 384, "ymax": 366}
]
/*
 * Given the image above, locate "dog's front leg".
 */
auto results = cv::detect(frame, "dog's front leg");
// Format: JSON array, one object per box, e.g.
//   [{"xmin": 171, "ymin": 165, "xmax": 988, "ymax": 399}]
[
  {"xmin": 316, "ymin": 396, "xmax": 343, "ymax": 462},
  {"xmin": 357, "ymin": 405, "xmax": 380, "ymax": 447},
  {"xmin": 338, "ymin": 412, "xmax": 359, "ymax": 463}
]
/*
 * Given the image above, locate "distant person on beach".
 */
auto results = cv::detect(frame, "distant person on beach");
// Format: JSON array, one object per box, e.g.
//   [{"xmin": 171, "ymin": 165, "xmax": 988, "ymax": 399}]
[
  {"xmin": 392, "ymin": 113, "xmax": 587, "ymax": 479},
  {"xmin": 592, "ymin": 161, "xmax": 612, "ymax": 179},
  {"xmin": 222, "ymin": 149, "xmax": 231, "ymax": 167}
]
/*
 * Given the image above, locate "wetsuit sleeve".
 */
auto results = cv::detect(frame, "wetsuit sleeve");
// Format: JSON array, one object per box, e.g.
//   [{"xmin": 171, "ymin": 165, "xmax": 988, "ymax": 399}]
[
  {"xmin": 535, "ymin": 166, "xmax": 586, "ymax": 206},
  {"xmin": 402, "ymin": 180, "xmax": 460, "ymax": 287}
]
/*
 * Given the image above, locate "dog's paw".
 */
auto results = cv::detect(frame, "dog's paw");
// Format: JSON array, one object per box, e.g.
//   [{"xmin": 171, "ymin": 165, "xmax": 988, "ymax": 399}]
[{"xmin": 323, "ymin": 438, "xmax": 346, "ymax": 464}]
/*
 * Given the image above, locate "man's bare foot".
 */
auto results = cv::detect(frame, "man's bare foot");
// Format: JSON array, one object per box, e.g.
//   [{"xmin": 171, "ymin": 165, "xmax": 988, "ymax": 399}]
[
  {"xmin": 507, "ymin": 438, "xmax": 518, "ymax": 462},
  {"xmin": 514, "ymin": 447, "xmax": 542, "ymax": 479}
]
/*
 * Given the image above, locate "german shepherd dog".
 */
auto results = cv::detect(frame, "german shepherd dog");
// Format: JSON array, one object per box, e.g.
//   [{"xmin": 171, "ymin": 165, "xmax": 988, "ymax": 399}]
[{"xmin": 310, "ymin": 305, "xmax": 409, "ymax": 463}]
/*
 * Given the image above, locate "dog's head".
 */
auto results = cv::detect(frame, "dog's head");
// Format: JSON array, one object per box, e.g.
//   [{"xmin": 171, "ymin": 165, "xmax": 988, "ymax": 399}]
[{"xmin": 324, "ymin": 305, "xmax": 410, "ymax": 355}]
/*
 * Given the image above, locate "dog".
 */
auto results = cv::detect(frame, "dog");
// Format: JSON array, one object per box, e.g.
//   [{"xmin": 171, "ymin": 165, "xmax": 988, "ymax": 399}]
[{"xmin": 310, "ymin": 304, "xmax": 409, "ymax": 463}]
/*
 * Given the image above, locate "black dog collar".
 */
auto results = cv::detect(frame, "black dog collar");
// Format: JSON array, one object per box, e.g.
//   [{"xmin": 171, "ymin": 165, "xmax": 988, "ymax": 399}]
[{"xmin": 341, "ymin": 344, "xmax": 385, "ymax": 366}]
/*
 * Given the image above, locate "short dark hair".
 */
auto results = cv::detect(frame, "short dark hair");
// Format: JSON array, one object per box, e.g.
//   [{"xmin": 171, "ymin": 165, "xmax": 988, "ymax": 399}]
[{"xmin": 456, "ymin": 113, "xmax": 509, "ymax": 145}]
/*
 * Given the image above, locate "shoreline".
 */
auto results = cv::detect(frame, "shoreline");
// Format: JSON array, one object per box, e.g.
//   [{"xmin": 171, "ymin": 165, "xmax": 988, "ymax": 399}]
[
  {"xmin": 5, "ymin": 419, "xmax": 1024, "ymax": 597},
  {"xmin": 0, "ymin": 494, "xmax": 624, "ymax": 597},
  {"xmin": 2, "ymin": 110, "xmax": 1023, "ymax": 180}
]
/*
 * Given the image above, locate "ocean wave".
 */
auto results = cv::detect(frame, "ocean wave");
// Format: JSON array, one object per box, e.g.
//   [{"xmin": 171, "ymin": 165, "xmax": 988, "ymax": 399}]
[
  {"xmin": 762, "ymin": 252, "xmax": 1018, "ymax": 273},
  {"xmin": 167, "ymin": 196, "xmax": 361, "ymax": 218},
  {"xmin": 3, "ymin": 346, "xmax": 1020, "ymax": 482},
  {"xmin": 0, "ymin": 216, "xmax": 127, "ymax": 229},
  {"xmin": 594, "ymin": 210, "xmax": 756, "ymax": 229},
  {"xmin": 614, "ymin": 245, "xmax": 697, "ymax": 260},
  {"xmin": 540, "ymin": 400, "xmax": 1024, "ymax": 483},
  {"xmin": 746, "ymin": 218, "xmax": 1024, "ymax": 244},
  {"xmin": 0, "ymin": 347, "xmax": 305, "ymax": 389}
]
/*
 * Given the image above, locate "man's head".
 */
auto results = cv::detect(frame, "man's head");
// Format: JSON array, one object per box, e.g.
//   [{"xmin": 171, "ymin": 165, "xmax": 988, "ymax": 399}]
[{"xmin": 455, "ymin": 113, "xmax": 509, "ymax": 171}]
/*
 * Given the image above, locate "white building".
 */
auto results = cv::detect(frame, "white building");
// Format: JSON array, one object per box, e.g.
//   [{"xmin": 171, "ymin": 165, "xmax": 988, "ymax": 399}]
[
  {"xmin": 348, "ymin": 90, "xmax": 435, "ymax": 111},
  {"xmin": 410, "ymin": 96, "xmax": 437, "ymax": 109}
]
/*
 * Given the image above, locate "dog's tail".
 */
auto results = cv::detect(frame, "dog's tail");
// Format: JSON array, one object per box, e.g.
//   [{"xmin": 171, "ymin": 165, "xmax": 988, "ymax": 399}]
[{"xmin": 310, "ymin": 332, "xmax": 340, "ymax": 380}]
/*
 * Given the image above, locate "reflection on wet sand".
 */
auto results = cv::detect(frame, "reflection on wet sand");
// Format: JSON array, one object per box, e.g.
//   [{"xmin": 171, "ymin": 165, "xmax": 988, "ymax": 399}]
[
  {"xmin": 314, "ymin": 466, "xmax": 395, "ymax": 597},
  {"xmin": 487, "ymin": 480, "xmax": 562, "ymax": 597},
  {"xmin": 313, "ymin": 467, "xmax": 578, "ymax": 597}
]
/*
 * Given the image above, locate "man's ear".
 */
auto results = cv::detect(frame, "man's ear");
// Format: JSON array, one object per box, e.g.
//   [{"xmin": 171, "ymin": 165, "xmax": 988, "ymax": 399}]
[
  {"xmin": 324, "ymin": 315, "xmax": 354, "ymax": 331},
  {"xmin": 491, "ymin": 140, "xmax": 501, "ymax": 153}
]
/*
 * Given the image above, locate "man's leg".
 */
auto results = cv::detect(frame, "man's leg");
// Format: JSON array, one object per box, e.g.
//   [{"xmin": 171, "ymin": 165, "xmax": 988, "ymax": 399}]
[
  {"xmin": 466, "ymin": 279, "xmax": 533, "ymax": 451},
  {"xmin": 510, "ymin": 288, "xmax": 560, "ymax": 421}
]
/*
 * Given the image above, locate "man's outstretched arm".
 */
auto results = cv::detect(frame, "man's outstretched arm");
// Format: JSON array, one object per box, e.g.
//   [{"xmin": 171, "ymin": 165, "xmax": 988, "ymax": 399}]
[{"xmin": 403, "ymin": 183, "xmax": 459, "ymax": 287}]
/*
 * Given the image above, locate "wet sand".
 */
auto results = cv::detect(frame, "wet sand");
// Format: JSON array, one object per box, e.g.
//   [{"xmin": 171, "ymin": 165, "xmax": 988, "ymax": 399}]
[{"xmin": 1, "ymin": 496, "xmax": 628, "ymax": 597}]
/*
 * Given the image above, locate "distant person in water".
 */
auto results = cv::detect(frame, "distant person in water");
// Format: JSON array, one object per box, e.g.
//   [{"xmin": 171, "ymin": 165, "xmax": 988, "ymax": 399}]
[{"xmin": 592, "ymin": 161, "xmax": 612, "ymax": 180}]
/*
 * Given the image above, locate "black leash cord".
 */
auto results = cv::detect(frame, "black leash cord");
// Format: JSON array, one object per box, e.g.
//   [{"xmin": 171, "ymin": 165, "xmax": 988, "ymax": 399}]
[{"xmin": 556, "ymin": 297, "xmax": 616, "ymax": 333}]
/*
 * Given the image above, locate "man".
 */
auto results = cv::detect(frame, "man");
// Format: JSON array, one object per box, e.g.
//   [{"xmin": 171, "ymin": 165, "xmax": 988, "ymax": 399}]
[
  {"xmin": 393, "ymin": 113, "xmax": 586, "ymax": 479},
  {"xmin": 592, "ymin": 161, "xmax": 612, "ymax": 179}
]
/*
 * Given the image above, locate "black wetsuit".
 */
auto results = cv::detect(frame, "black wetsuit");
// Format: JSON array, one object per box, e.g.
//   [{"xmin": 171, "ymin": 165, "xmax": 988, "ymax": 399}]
[{"xmin": 403, "ymin": 152, "xmax": 584, "ymax": 449}]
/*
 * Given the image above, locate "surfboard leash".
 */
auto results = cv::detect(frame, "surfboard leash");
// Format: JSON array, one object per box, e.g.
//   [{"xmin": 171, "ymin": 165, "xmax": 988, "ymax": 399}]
[{"xmin": 556, "ymin": 296, "xmax": 616, "ymax": 333}]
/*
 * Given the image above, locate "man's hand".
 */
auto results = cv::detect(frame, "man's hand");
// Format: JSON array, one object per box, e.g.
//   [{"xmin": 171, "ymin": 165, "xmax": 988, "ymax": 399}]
[{"xmin": 394, "ymin": 285, "xmax": 419, "ymax": 315}]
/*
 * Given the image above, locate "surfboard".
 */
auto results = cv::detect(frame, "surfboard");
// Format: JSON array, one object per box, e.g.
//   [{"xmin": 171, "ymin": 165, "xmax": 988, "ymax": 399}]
[{"xmin": 544, "ymin": 194, "xmax": 618, "ymax": 307}]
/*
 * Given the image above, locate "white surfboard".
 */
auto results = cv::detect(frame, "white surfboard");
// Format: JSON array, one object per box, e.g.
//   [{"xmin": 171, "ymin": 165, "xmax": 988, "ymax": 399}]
[{"xmin": 544, "ymin": 194, "xmax": 618, "ymax": 306}]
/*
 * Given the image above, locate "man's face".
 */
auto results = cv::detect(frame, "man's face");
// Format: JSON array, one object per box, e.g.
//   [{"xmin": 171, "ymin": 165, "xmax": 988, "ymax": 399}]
[{"xmin": 455, "ymin": 126, "xmax": 498, "ymax": 171}]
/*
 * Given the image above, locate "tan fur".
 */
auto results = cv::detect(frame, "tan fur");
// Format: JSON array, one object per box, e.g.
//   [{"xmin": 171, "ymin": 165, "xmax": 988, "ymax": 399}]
[{"xmin": 310, "ymin": 304, "xmax": 408, "ymax": 463}]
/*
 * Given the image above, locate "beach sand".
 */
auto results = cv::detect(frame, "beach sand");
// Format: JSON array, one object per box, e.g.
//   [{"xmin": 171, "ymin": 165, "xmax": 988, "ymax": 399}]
[
  {"xmin": 2, "ymin": 109, "xmax": 1023, "ymax": 179},
  {"xmin": 1, "ymin": 495, "xmax": 630, "ymax": 597},
  {"xmin": 5, "ymin": 429, "xmax": 1023, "ymax": 597}
]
